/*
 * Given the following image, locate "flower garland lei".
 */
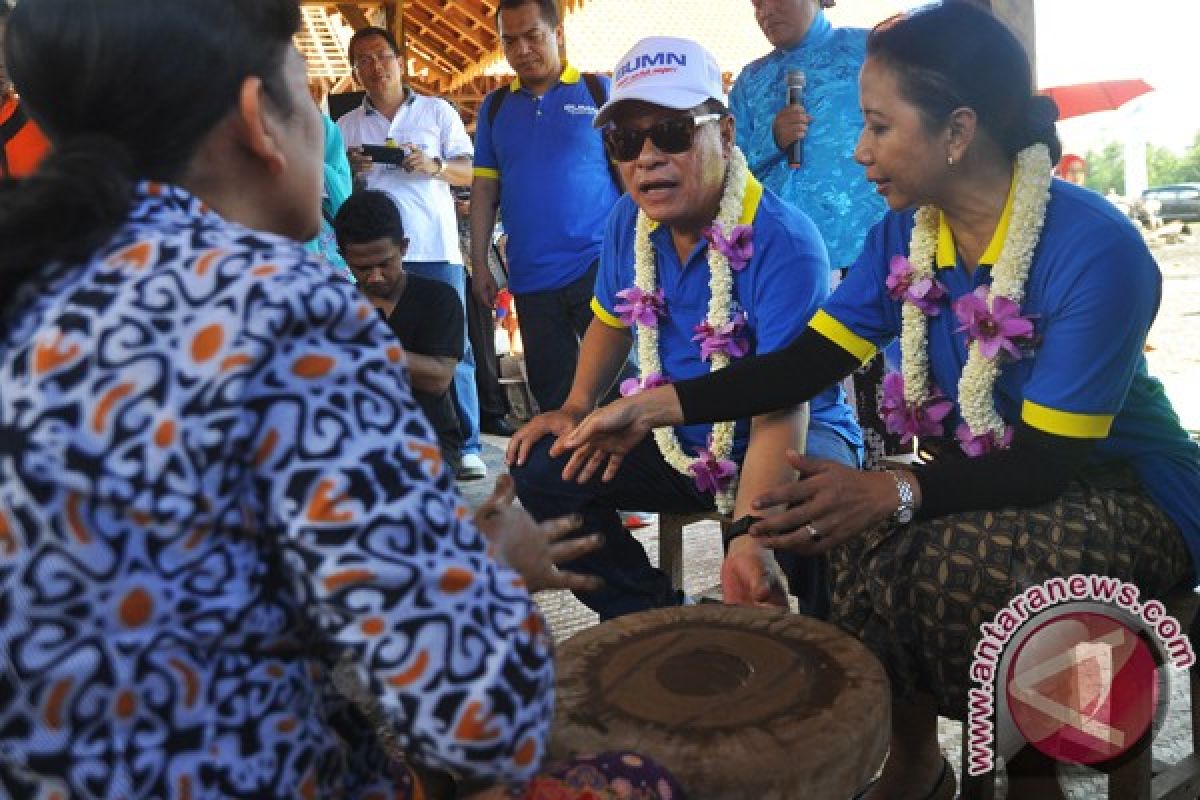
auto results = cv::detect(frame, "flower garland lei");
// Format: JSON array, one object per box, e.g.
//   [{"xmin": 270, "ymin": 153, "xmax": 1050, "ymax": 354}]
[
  {"xmin": 885, "ymin": 143, "xmax": 1051, "ymax": 455},
  {"xmin": 616, "ymin": 147, "xmax": 753, "ymax": 513}
]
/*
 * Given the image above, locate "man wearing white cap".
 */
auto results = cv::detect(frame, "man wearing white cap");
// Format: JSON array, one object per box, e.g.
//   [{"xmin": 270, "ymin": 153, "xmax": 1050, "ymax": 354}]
[{"xmin": 507, "ymin": 36, "xmax": 861, "ymax": 620}]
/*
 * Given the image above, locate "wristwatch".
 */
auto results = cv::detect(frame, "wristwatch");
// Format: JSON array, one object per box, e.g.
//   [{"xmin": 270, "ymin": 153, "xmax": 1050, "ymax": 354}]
[
  {"xmin": 888, "ymin": 470, "xmax": 916, "ymax": 526},
  {"xmin": 722, "ymin": 514, "xmax": 763, "ymax": 553},
  {"xmin": 431, "ymin": 156, "xmax": 445, "ymax": 177}
]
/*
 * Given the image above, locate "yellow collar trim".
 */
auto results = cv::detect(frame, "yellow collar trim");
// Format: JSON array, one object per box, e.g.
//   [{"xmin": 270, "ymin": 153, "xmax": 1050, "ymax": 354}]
[
  {"xmin": 510, "ymin": 63, "xmax": 579, "ymax": 92},
  {"xmin": 645, "ymin": 174, "xmax": 763, "ymax": 233},
  {"xmin": 935, "ymin": 170, "xmax": 1018, "ymax": 270}
]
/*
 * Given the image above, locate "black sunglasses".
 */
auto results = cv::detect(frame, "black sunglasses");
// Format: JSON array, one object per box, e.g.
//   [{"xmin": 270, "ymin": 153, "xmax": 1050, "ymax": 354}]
[{"xmin": 603, "ymin": 113, "xmax": 722, "ymax": 162}]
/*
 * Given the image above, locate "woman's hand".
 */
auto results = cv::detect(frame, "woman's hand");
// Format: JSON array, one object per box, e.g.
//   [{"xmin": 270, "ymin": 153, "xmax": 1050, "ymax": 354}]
[
  {"xmin": 554, "ymin": 387, "xmax": 683, "ymax": 483},
  {"xmin": 746, "ymin": 451, "xmax": 903, "ymax": 552},
  {"xmin": 473, "ymin": 475, "xmax": 604, "ymax": 594}
]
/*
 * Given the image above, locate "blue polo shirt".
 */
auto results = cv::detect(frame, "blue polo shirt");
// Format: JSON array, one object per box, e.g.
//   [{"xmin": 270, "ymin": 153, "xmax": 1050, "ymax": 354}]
[
  {"xmin": 591, "ymin": 178, "xmax": 861, "ymax": 461},
  {"xmin": 814, "ymin": 179, "xmax": 1200, "ymax": 571},
  {"xmin": 473, "ymin": 65, "xmax": 619, "ymax": 294}
]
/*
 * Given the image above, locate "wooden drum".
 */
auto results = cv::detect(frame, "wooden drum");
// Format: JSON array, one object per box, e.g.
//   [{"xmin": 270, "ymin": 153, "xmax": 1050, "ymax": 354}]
[{"xmin": 550, "ymin": 605, "xmax": 890, "ymax": 799}]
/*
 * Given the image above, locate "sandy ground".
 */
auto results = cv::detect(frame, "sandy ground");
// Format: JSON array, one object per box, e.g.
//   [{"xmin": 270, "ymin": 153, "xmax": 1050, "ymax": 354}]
[{"xmin": 1146, "ymin": 234, "xmax": 1200, "ymax": 432}]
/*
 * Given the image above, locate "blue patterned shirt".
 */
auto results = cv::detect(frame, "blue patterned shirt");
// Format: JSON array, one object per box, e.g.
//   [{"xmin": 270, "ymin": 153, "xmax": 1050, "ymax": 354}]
[
  {"xmin": 0, "ymin": 184, "xmax": 553, "ymax": 798},
  {"xmin": 729, "ymin": 10, "xmax": 886, "ymax": 269}
]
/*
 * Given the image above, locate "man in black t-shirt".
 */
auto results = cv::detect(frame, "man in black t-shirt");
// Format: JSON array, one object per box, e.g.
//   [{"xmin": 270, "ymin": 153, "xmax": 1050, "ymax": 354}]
[{"xmin": 334, "ymin": 190, "xmax": 466, "ymax": 477}]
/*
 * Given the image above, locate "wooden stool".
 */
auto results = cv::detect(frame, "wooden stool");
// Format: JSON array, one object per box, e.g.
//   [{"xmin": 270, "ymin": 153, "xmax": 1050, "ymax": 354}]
[
  {"xmin": 657, "ymin": 511, "xmax": 729, "ymax": 592},
  {"xmin": 551, "ymin": 604, "xmax": 890, "ymax": 799},
  {"xmin": 959, "ymin": 585, "xmax": 1200, "ymax": 800}
]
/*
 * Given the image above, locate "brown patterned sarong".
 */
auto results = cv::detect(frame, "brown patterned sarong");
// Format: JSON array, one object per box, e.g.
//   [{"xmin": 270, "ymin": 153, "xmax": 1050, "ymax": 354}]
[{"xmin": 829, "ymin": 471, "xmax": 1192, "ymax": 719}]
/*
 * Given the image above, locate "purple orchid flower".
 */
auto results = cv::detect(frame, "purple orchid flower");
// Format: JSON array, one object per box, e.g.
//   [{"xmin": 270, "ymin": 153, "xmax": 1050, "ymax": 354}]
[
  {"xmin": 619, "ymin": 372, "xmax": 671, "ymax": 397},
  {"xmin": 953, "ymin": 286, "xmax": 1036, "ymax": 360},
  {"xmin": 886, "ymin": 256, "xmax": 946, "ymax": 315},
  {"xmin": 906, "ymin": 276, "xmax": 948, "ymax": 316},
  {"xmin": 692, "ymin": 311, "xmax": 749, "ymax": 361},
  {"xmin": 614, "ymin": 286, "xmax": 666, "ymax": 328},
  {"xmin": 703, "ymin": 224, "xmax": 754, "ymax": 271},
  {"xmin": 880, "ymin": 371, "xmax": 954, "ymax": 444},
  {"xmin": 885, "ymin": 255, "xmax": 915, "ymax": 300},
  {"xmin": 956, "ymin": 422, "xmax": 1014, "ymax": 457},
  {"xmin": 689, "ymin": 445, "xmax": 738, "ymax": 495}
]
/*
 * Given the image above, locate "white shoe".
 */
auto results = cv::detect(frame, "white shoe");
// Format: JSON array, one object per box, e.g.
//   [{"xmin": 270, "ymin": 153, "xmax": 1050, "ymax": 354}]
[{"xmin": 456, "ymin": 453, "xmax": 488, "ymax": 481}]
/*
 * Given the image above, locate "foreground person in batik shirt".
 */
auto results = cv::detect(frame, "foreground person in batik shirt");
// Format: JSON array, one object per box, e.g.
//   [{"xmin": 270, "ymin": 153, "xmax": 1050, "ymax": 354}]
[{"xmin": 0, "ymin": 0, "xmax": 625, "ymax": 797}]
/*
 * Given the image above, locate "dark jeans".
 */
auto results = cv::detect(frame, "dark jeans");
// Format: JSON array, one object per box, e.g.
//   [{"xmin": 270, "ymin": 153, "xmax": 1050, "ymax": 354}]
[
  {"xmin": 511, "ymin": 435, "xmax": 705, "ymax": 619},
  {"xmin": 512, "ymin": 424, "xmax": 857, "ymax": 621},
  {"xmin": 514, "ymin": 260, "xmax": 633, "ymax": 413},
  {"xmin": 465, "ymin": 279, "xmax": 509, "ymax": 424}
]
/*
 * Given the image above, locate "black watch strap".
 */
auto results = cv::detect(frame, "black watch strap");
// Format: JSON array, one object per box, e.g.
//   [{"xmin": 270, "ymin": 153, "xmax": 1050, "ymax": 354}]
[{"xmin": 722, "ymin": 514, "xmax": 763, "ymax": 553}]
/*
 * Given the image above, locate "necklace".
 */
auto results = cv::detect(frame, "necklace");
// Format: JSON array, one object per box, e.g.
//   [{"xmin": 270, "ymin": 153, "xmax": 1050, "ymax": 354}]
[
  {"xmin": 618, "ymin": 147, "xmax": 754, "ymax": 512},
  {"xmin": 886, "ymin": 143, "xmax": 1051, "ymax": 454}
]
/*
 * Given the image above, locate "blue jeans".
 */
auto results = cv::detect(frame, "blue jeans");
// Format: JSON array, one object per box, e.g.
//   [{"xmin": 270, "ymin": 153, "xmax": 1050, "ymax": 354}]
[{"xmin": 405, "ymin": 261, "xmax": 481, "ymax": 455}]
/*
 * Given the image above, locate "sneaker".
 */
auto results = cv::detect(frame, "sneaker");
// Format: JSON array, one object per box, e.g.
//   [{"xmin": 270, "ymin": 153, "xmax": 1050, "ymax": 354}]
[{"xmin": 456, "ymin": 453, "xmax": 488, "ymax": 481}]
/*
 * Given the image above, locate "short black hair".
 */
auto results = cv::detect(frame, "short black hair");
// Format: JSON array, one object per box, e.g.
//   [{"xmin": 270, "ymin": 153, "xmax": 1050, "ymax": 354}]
[
  {"xmin": 496, "ymin": 0, "xmax": 559, "ymax": 27},
  {"xmin": 333, "ymin": 190, "xmax": 406, "ymax": 252},
  {"xmin": 348, "ymin": 26, "xmax": 401, "ymax": 61}
]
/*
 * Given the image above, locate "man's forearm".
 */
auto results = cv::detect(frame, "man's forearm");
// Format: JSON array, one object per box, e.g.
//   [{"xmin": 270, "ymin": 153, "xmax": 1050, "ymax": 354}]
[
  {"xmin": 440, "ymin": 157, "xmax": 473, "ymax": 187},
  {"xmin": 469, "ymin": 177, "xmax": 500, "ymax": 278},
  {"xmin": 733, "ymin": 405, "xmax": 807, "ymax": 519},
  {"xmin": 405, "ymin": 353, "xmax": 457, "ymax": 395},
  {"xmin": 562, "ymin": 319, "xmax": 633, "ymax": 413}
]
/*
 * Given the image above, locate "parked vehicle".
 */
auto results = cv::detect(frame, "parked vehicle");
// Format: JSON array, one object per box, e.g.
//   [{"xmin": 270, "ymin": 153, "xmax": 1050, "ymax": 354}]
[{"xmin": 1140, "ymin": 183, "xmax": 1200, "ymax": 223}]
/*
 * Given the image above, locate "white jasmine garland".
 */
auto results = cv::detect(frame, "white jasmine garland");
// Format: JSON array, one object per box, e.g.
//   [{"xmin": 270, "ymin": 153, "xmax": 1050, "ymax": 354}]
[
  {"xmin": 633, "ymin": 147, "xmax": 751, "ymax": 513},
  {"xmin": 900, "ymin": 143, "xmax": 1053, "ymax": 443}
]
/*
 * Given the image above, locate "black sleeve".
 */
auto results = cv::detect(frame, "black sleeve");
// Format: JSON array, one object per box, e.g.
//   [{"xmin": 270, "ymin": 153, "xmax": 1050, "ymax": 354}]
[
  {"xmin": 914, "ymin": 422, "xmax": 1097, "ymax": 520},
  {"xmin": 676, "ymin": 327, "xmax": 862, "ymax": 424}
]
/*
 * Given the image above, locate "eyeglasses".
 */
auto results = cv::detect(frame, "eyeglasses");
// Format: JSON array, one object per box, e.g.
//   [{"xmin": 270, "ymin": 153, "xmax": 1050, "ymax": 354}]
[
  {"xmin": 603, "ymin": 113, "xmax": 722, "ymax": 162},
  {"xmin": 352, "ymin": 49, "xmax": 399, "ymax": 72}
]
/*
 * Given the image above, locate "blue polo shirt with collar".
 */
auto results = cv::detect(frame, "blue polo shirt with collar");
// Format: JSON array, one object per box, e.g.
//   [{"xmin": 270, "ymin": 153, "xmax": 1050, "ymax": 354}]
[
  {"xmin": 591, "ymin": 177, "xmax": 862, "ymax": 461},
  {"xmin": 473, "ymin": 65, "xmax": 619, "ymax": 294},
  {"xmin": 813, "ymin": 178, "xmax": 1200, "ymax": 571}
]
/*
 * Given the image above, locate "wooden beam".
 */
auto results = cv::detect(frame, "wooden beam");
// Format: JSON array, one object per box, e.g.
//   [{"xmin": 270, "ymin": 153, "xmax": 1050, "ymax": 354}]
[
  {"xmin": 406, "ymin": 0, "xmax": 490, "ymax": 51},
  {"xmin": 384, "ymin": 1, "xmax": 407, "ymax": 72},
  {"xmin": 403, "ymin": 6, "xmax": 478, "ymax": 66},
  {"xmin": 335, "ymin": 3, "xmax": 370, "ymax": 30}
]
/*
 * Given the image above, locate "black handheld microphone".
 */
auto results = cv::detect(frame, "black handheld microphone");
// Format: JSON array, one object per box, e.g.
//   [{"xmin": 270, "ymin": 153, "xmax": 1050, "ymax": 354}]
[{"xmin": 786, "ymin": 68, "xmax": 806, "ymax": 168}]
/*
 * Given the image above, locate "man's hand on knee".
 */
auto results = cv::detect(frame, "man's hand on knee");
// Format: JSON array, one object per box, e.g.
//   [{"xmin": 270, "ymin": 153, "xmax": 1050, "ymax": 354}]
[{"xmin": 505, "ymin": 407, "xmax": 586, "ymax": 467}]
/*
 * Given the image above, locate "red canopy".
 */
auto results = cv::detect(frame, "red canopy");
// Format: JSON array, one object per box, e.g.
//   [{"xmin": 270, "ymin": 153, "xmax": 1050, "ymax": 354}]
[{"xmin": 1040, "ymin": 79, "xmax": 1154, "ymax": 121}]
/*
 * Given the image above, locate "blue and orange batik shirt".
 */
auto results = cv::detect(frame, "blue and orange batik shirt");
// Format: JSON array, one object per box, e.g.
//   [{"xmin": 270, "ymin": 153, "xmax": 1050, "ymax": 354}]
[{"xmin": 0, "ymin": 183, "xmax": 554, "ymax": 798}]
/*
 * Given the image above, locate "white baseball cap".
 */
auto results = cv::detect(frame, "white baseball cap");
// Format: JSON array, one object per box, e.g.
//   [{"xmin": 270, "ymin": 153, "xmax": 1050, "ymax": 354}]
[{"xmin": 594, "ymin": 36, "xmax": 727, "ymax": 128}]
